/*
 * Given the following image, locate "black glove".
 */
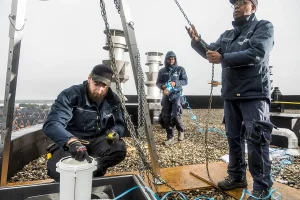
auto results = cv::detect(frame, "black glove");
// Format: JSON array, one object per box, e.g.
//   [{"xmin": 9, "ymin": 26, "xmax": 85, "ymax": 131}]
[
  {"xmin": 106, "ymin": 131, "xmax": 119, "ymax": 144},
  {"xmin": 68, "ymin": 140, "xmax": 92, "ymax": 163}
]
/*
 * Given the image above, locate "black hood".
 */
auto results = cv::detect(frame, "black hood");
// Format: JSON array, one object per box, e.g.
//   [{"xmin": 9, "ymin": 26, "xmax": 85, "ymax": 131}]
[{"xmin": 164, "ymin": 51, "xmax": 177, "ymax": 68}]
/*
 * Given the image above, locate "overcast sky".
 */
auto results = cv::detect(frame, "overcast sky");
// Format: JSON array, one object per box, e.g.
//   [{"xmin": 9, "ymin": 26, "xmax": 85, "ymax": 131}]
[{"xmin": 0, "ymin": 0, "xmax": 299, "ymax": 100}]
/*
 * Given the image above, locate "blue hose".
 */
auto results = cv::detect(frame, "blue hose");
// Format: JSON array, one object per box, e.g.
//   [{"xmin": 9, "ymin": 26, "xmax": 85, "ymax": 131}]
[{"xmin": 113, "ymin": 185, "xmax": 213, "ymax": 200}]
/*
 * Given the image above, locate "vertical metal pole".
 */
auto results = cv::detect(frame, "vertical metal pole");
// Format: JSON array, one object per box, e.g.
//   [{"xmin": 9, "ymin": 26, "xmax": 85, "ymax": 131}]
[
  {"xmin": 119, "ymin": 0, "xmax": 161, "ymax": 178},
  {"xmin": 0, "ymin": 0, "xmax": 27, "ymax": 186}
]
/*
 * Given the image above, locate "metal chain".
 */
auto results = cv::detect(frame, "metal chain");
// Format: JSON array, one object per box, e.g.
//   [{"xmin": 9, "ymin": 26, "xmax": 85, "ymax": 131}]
[
  {"xmin": 114, "ymin": 0, "xmax": 120, "ymax": 13},
  {"xmin": 113, "ymin": 0, "xmax": 146, "ymax": 138},
  {"xmin": 173, "ymin": 0, "xmax": 210, "ymax": 54},
  {"xmin": 8, "ymin": 15, "xmax": 27, "ymax": 31},
  {"xmin": 115, "ymin": 0, "xmax": 149, "ymax": 181},
  {"xmin": 204, "ymin": 63, "xmax": 215, "ymax": 184},
  {"xmin": 137, "ymin": 49, "xmax": 146, "ymax": 136},
  {"xmin": 100, "ymin": 0, "xmax": 146, "ymax": 180},
  {"xmin": 101, "ymin": 0, "xmax": 178, "ymax": 194},
  {"xmin": 121, "ymin": 10, "xmax": 155, "ymax": 192},
  {"xmin": 173, "ymin": 0, "xmax": 192, "ymax": 26},
  {"xmin": 173, "ymin": 0, "xmax": 216, "ymax": 186},
  {"xmin": 112, "ymin": 2, "xmax": 177, "ymax": 192}
]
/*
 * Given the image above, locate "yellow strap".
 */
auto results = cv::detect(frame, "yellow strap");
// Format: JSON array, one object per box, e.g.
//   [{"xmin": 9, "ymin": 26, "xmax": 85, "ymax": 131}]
[{"xmin": 272, "ymin": 101, "xmax": 300, "ymax": 105}]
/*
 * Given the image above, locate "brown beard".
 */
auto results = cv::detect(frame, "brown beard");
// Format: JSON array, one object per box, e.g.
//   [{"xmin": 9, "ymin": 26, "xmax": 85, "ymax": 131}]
[{"xmin": 87, "ymin": 84, "xmax": 107, "ymax": 104}]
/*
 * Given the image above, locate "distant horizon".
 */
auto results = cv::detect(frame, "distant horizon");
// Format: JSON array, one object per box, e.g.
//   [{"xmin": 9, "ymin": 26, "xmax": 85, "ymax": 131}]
[{"xmin": 0, "ymin": 100, "xmax": 55, "ymax": 103}]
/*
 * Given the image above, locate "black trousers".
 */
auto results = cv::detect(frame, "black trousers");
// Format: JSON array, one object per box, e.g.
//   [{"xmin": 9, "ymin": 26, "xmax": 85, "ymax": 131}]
[
  {"xmin": 224, "ymin": 99, "xmax": 273, "ymax": 190},
  {"xmin": 47, "ymin": 135, "xmax": 127, "ymax": 182},
  {"xmin": 161, "ymin": 95, "xmax": 185, "ymax": 139}
]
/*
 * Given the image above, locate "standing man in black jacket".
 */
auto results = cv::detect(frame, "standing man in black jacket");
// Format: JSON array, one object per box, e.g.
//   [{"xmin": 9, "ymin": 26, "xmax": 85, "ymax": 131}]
[
  {"xmin": 43, "ymin": 64, "xmax": 127, "ymax": 182},
  {"xmin": 186, "ymin": 1, "xmax": 275, "ymax": 199},
  {"xmin": 156, "ymin": 51, "xmax": 188, "ymax": 145}
]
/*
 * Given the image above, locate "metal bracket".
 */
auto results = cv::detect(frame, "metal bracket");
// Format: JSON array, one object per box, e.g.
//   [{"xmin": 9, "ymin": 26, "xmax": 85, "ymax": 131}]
[{"xmin": 152, "ymin": 176, "xmax": 165, "ymax": 185}]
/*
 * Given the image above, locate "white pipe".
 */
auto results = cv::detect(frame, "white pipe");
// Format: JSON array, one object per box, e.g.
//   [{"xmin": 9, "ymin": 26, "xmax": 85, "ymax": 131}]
[
  {"xmin": 102, "ymin": 29, "xmax": 129, "ymax": 101},
  {"xmin": 145, "ymin": 52, "xmax": 163, "ymax": 101},
  {"xmin": 272, "ymin": 128, "xmax": 300, "ymax": 156}
]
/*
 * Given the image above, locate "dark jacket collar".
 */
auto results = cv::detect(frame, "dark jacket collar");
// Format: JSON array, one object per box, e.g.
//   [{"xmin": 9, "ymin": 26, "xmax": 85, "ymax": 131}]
[{"xmin": 232, "ymin": 13, "xmax": 257, "ymax": 28}]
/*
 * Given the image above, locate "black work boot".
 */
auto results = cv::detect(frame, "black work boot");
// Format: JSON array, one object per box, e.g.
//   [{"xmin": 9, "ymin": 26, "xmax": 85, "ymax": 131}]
[
  {"xmin": 218, "ymin": 176, "xmax": 247, "ymax": 190},
  {"xmin": 247, "ymin": 189, "xmax": 271, "ymax": 200}
]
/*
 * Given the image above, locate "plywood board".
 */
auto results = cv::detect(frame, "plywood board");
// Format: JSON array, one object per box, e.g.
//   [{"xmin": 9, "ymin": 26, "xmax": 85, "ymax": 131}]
[{"xmin": 191, "ymin": 162, "xmax": 300, "ymax": 200}]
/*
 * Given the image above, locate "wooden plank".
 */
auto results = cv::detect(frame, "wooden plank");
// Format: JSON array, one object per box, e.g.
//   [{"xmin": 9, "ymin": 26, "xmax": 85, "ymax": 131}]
[
  {"xmin": 192, "ymin": 162, "xmax": 300, "ymax": 200},
  {"xmin": 105, "ymin": 171, "xmax": 137, "ymax": 176},
  {"xmin": 6, "ymin": 179, "xmax": 54, "ymax": 187},
  {"xmin": 155, "ymin": 164, "xmax": 213, "ymax": 193},
  {"xmin": 106, "ymin": 164, "xmax": 214, "ymax": 193}
]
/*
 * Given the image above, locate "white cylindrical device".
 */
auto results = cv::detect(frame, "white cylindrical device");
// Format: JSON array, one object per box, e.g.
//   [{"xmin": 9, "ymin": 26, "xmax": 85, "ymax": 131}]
[{"xmin": 56, "ymin": 156, "xmax": 97, "ymax": 200}]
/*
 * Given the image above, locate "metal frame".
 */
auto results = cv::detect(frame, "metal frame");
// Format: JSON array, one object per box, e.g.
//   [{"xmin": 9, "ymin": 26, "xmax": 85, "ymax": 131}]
[
  {"xmin": 119, "ymin": 0, "xmax": 161, "ymax": 178},
  {"xmin": 0, "ymin": 0, "xmax": 161, "ymax": 186},
  {"xmin": 0, "ymin": 0, "xmax": 27, "ymax": 186}
]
